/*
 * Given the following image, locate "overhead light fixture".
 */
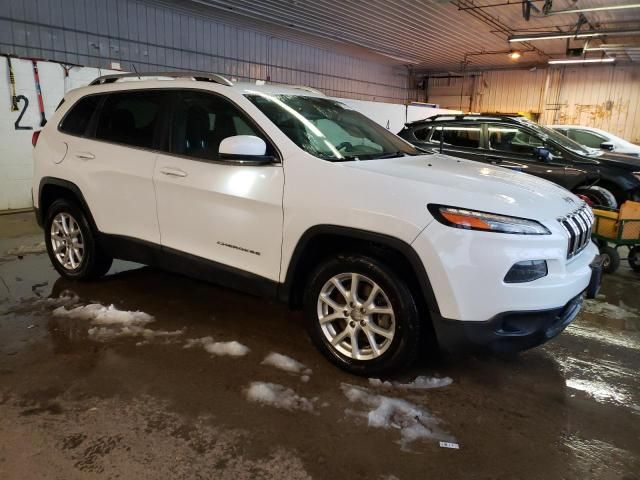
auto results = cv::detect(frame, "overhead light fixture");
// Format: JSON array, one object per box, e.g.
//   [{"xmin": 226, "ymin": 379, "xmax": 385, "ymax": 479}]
[
  {"xmin": 584, "ymin": 43, "xmax": 640, "ymax": 51},
  {"xmin": 548, "ymin": 58, "xmax": 615, "ymax": 65},
  {"xmin": 508, "ymin": 50, "xmax": 522, "ymax": 60},
  {"xmin": 509, "ymin": 29, "xmax": 640, "ymax": 43},
  {"xmin": 547, "ymin": 3, "xmax": 640, "ymax": 15}
]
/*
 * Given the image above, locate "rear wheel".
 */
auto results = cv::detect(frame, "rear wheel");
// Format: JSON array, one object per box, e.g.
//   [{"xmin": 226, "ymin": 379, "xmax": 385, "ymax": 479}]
[
  {"xmin": 628, "ymin": 246, "xmax": 640, "ymax": 272},
  {"xmin": 599, "ymin": 245, "xmax": 620, "ymax": 274},
  {"xmin": 574, "ymin": 186, "xmax": 617, "ymax": 209},
  {"xmin": 45, "ymin": 198, "xmax": 112, "ymax": 280},
  {"xmin": 303, "ymin": 254, "xmax": 423, "ymax": 376}
]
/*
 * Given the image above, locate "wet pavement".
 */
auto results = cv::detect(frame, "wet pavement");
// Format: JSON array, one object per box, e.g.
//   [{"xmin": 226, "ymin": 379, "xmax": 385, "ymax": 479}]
[{"xmin": 1, "ymin": 212, "xmax": 639, "ymax": 479}]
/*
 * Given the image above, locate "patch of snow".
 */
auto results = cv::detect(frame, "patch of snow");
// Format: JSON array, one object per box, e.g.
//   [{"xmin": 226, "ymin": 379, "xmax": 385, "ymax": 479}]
[
  {"xmin": 53, "ymin": 303, "xmax": 154, "ymax": 325},
  {"xmin": 36, "ymin": 291, "xmax": 79, "ymax": 307},
  {"xmin": 183, "ymin": 336, "xmax": 249, "ymax": 357},
  {"xmin": 583, "ymin": 299, "xmax": 638, "ymax": 320},
  {"xmin": 301, "ymin": 375, "xmax": 310, "ymax": 383},
  {"xmin": 341, "ymin": 384, "xmax": 455, "ymax": 449},
  {"xmin": 204, "ymin": 340, "xmax": 250, "ymax": 357},
  {"xmin": 5, "ymin": 242, "xmax": 47, "ymax": 256},
  {"xmin": 261, "ymin": 352, "xmax": 312, "ymax": 375},
  {"xmin": 369, "ymin": 376, "xmax": 453, "ymax": 390},
  {"xmin": 245, "ymin": 382, "xmax": 315, "ymax": 412}
]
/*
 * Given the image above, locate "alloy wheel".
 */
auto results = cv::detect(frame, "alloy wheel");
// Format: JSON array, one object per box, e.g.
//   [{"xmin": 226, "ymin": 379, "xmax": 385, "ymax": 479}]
[
  {"xmin": 317, "ymin": 272, "xmax": 396, "ymax": 361},
  {"xmin": 50, "ymin": 212, "xmax": 85, "ymax": 270}
]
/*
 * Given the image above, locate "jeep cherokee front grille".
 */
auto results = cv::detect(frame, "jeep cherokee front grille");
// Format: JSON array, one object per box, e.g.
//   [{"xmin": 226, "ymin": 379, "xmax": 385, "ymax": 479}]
[{"xmin": 558, "ymin": 205, "xmax": 594, "ymax": 259}]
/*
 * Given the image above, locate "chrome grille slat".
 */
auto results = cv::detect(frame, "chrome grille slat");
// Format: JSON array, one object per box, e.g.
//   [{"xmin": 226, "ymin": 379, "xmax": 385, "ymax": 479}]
[{"xmin": 558, "ymin": 204, "xmax": 594, "ymax": 259}]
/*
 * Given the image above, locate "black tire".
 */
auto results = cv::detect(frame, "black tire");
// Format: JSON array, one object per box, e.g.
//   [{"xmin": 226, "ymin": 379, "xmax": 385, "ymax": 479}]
[
  {"xmin": 574, "ymin": 186, "xmax": 617, "ymax": 209},
  {"xmin": 303, "ymin": 254, "xmax": 423, "ymax": 376},
  {"xmin": 599, "ymin": 245, "xmax": 620, "ymax": 274},
  {"xmin": 44, "ymin": 198, "xmax": 112, "ymax": 280},
  {"xmin": 628, "ymin": 246, "xmax": 640, "ymax": 272}
]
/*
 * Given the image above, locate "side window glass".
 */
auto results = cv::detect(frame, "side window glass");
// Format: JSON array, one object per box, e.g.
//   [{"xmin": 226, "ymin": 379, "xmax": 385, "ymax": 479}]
[
  {"xmin": 95, "ymin": 91, "xmax": 166, "ymax": 148},
  {"xmin": 170, "ymin": 91, "xmax": 269, "ymax": 161},
  {"xmin": 413, "ymin": 127, "xmax": 431, "ymax": 141},
  {"xmin": 59, "ymin": 95, "xmax": 102, "ymax": 136},
  {"xmin": 488, "ymin": 125, "xmax": 543, "ymax": 156},
  {"xmin": 431, "ymin": 124, "xmax": 481, "ymax": 148},
  {"xmin": 568, "ymin": 130, "xmax": 605, "ymax": 149}
]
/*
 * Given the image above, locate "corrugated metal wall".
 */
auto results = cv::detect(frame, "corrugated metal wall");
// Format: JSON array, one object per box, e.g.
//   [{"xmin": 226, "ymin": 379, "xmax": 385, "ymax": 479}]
[
  {"xmin": 0, "ymin": 0, "xmax": 409, "ymax": 103},
  {"xmin": 426, "ymin": 65, "xmax": 640, "ymax": 143}
]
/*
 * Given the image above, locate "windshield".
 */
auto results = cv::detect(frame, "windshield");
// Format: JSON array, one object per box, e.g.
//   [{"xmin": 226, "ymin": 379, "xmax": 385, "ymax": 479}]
[
  {"xmin": 245, "ymin": 93, "xmax": 420, "ymax": 161},
  {"xmin": 514, "ymin": 118, "xmax": 597, "ymax": 156}
]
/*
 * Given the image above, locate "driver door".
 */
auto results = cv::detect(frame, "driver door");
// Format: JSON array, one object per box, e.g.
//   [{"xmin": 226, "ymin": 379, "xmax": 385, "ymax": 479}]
[{"xmin": 153, "ymin": 90, "xmax": 284, "ymax": 282}]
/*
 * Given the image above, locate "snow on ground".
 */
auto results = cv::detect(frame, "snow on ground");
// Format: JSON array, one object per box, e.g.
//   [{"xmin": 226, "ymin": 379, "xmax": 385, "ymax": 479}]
[
  {"xmin": 369, "ymin": 376, "xmax": 453, "ymax": 390},
  {"xmin": 261, "ymin": 352, "xmax": 312, "ymax": 375},
  {"xmin": 53, "ymin": 302, "xmax": 182, "ymax": 343},
  {"xmin": 183, "ymin": 336, "xmax": 250, "ymax": 357},
  {"xmin": 53, "ymin": 303, "xmax": 154, "ymax": 325},
  {"xmin": 341, "ymin": 384, "xmax": 455, "ymax": 449},
  {"xmin": 245, "ymin": 382, "xmax": 315, "ymax": 412},
  {"xmin": 4, "ymin": 242, "xmax": 47, "ymax": 256},
  {"xmin": 583, "ymin": 299, "xmax": 638, "ymax": 320}
]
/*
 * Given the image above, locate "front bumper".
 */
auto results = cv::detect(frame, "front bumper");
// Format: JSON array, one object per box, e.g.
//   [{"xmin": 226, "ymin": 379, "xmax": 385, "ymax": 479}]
[
  {"xmin": 431, "ymin": 257, "xmax": 603, "ymax": 353},
  {"xmin": 431, "ymin": 292, "xmax": 584, "ymax": 353}
]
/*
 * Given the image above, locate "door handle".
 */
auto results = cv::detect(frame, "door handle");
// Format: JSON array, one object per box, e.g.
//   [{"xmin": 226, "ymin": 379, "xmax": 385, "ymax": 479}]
[
  {"xmin": 160, "ymin": 167, "xmax": 188, "ymax": 178},
  {"xmin": 75, "ymin": 151, "xmax": 95, "ymax": 160}
]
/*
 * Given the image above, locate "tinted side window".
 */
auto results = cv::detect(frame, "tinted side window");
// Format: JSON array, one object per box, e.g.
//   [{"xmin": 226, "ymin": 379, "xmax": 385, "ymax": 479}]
[
  {"xmin": 95, "ymin": 91, "xmax": 166, "ymax": 148},
  {"xmin": 170, "ymin": 91, "xmax": 268, "ymax": 161},
  {"xmin": 59, "ymin": 95, "xmax": 101, "ymax": 136},
  {"xmin": 488, "ymin": 125, "xmax": 543, "ymax": 155},
  {"xmin": 431, "ymin": 124, "xmax": 481, "ymax": 148},
  {"xmin": 413, "ymin": 127, "xmax": 431, "ymax": 141},
  {"xmin": 568, "ymin": 129, "xmax": 605, "ymax": 149}
]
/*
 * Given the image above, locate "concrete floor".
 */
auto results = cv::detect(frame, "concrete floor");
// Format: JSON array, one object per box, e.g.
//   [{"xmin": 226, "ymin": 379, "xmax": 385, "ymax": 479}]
[{"xmin": 1, "ymin": 212, "xmax": 639, "ymax": 480}]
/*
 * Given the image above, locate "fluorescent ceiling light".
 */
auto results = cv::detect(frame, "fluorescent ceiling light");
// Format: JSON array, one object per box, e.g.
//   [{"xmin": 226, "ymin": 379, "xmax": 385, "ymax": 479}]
[
  {"xmin": 509, "ymin": 29, "xmax": 640, "ymax": 42},
  {"xmin": 547, "ymin": 3, "xmax": 640, "ymax": 15},
  {"xmin": 548, "ymin": 58, "xmax": 615, "ymax": 64},
  {"xmin": 584, "ymin": 44, "xmax": 640, "ymax": 51}
]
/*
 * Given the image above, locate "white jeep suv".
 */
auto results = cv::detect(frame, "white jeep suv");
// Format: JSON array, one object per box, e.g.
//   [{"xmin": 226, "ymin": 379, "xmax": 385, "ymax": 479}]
[{"xmin": 32, "ymin": 72, "xmax": 602, "ymax": 375}]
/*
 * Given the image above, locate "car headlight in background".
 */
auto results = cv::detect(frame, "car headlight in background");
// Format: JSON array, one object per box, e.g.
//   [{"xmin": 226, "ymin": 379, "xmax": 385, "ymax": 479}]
[{"xmin": 428, "ymin": 205, "xmax": 551, "ymax": 235}]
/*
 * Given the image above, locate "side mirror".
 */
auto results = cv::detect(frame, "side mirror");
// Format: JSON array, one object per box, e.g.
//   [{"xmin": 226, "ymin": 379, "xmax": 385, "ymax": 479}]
[
  {"xmin": 535, "ymin": 146, "xmax": 554, "ymax": 162},
  {"xmin": 600, "ymin": 142, "xmax": 615, "ymax": 152},
  {"xmin": 219, "ymin": 135, "xmax": 274, "ymax": 164}
]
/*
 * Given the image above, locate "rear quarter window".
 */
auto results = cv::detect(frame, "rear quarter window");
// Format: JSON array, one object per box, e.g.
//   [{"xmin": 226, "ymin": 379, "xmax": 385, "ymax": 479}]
[{"xmin": 59, "ymin": 95, "xmax": 102, "ymax": 136}]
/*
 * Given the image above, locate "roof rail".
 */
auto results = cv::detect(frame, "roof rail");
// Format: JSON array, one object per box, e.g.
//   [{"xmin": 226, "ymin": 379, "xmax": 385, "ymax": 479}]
[
  {"xmin": 406, "ymin": 113, "xmax": 509, "ymax": 125},
  {"xmin": 89, "ymin": 71, "xmax": 233, "ymax": 86},
  {"xmin": 290, "ymin": 85, "xmax": 324, "ymax": 95}
]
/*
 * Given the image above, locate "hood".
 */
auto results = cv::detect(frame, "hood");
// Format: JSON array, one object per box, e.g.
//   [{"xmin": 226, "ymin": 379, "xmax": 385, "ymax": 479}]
[
  {"xmin": 343, "ymin": 154, "xmax": 584, "ymax": 221},
  {"xmin": 595, "ymin": 152, "xmax": 640, "ymax": 170}
]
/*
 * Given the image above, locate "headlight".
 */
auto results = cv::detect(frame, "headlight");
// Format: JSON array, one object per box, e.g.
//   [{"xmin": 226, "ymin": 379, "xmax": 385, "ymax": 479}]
[{"xmin": 428, "ymin": 205, "xmax": 551, "ymax": 235}]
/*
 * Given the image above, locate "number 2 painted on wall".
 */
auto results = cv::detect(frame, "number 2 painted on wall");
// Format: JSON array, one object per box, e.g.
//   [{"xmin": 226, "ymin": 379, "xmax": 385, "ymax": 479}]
[{"xmin": 14, "ymin": 95, "xmax": 33, "ymax": 131}]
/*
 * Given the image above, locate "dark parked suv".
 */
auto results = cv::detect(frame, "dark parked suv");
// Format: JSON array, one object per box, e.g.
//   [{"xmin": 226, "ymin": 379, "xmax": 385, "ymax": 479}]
[{"xmin": 398, "ymin": 114, "xmax": 640, "ymax": 208}]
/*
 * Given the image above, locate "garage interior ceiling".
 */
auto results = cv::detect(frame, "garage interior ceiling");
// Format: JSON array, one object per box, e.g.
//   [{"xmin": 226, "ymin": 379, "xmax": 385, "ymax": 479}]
[{"xmin": 185, "ymin": 0, "xmax": 640, "ymax": 71}]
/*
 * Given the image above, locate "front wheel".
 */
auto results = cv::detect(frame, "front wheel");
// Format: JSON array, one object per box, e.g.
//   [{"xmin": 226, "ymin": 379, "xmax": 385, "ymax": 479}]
[
  {"xmin": 44, "ymin": 199, "xmax": 113, "ymax": 280},
  {"xmin": 303, "ymin": 254, "xmax": 423, "ymax": 376}
]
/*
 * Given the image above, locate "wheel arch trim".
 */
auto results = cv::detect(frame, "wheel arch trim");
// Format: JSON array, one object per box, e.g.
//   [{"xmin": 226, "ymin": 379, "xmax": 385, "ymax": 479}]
[
  {"xmin": 37, "ymin": 177, "xmax": 98, "ymax": 232},
  {"xmin": 279, "ymin": 224, "xmax": 441, "ymax": 316}
]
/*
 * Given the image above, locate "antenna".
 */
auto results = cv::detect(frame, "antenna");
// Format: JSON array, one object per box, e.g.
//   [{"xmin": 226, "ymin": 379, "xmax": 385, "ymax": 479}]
[{"xmin": 131, "ymin": 63, "xmax": 141, "ymax": 80}]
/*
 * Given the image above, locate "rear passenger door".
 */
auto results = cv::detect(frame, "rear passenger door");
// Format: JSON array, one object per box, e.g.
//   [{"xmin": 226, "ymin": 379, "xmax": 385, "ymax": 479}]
[
  {"xmin": 415, "ymin": 123, "xmax": 486, "ymax": 163},
  {"xmin": 60, "ymin": 90, "xmax": 167, "ymax": 244},
  {"xmin": 153, "ymin": 90, "xmax": 284, "ymax": 282}
]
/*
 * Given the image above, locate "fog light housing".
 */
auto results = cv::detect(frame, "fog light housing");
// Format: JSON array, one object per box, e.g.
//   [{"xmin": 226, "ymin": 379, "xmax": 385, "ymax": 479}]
[{"xmin": 504, "ymin": 260, "xmax": 548, "ymax": 283}]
